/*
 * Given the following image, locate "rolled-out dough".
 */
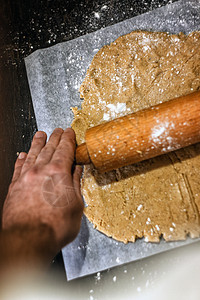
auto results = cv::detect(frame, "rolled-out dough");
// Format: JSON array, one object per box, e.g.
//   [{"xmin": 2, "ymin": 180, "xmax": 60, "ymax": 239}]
[{"xmin": 72, "ymin": 31, "xmax": 200, "ymax": 243}]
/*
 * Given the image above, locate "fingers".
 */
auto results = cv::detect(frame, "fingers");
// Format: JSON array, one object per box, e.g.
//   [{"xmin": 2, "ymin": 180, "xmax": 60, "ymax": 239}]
[
  {"xmin": 21, "ymin": 131, "xmax": 47, "ymax": 174},
  {"xmin": 73, "ymin": 165, "xmax": 83, "ymax": 200},
  {"xmin": 11, "ymin": 152, "xmax": 28, "ymax": 182},
  {"xmin": 18, "ymin": 128, "xmax": 77, "ymax": 177},
  {"xmin": 35, "ymin": 128, "xmax": 63, "ymax": 165},
  {"xmin": 50, "ymin": 128, "xmax": 76, "ymax": 173}
]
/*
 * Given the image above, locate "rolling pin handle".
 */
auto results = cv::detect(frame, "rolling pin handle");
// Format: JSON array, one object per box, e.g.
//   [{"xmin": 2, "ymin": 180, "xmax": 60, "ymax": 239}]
[{"xmin": 76, "ymin": 142, "xmax": 91, "ymax": 165}]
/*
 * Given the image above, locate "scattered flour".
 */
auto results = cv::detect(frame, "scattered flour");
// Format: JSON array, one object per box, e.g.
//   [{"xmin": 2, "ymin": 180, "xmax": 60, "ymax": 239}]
[{"xmin": 103, "ymin": 102, "xmax": 127, "ymax": 120}]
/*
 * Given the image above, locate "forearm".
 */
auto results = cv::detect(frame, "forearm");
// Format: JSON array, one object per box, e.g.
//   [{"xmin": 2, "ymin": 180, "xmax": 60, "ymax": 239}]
[{"xmin": 0, "ymin": 223, "xmax": 58, "ymax": 274}]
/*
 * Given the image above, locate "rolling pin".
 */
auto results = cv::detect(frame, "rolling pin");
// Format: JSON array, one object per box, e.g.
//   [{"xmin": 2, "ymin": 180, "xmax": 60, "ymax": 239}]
[{"xmin": 76, "ymin": 91, "xmax": 200, "ymax": 173}]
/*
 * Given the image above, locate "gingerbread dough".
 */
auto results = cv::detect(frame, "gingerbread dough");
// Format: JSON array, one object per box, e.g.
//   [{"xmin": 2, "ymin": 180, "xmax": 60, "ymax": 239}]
[{"xmin": 72, "ymin": 31, "xmax": 200, "ymax": 243}]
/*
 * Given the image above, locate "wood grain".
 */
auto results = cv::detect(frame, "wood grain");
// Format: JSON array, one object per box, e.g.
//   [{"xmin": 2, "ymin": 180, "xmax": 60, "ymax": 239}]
[{"xmin": 76, "ymin": 91, "xmax": 200, "ymax": 172}]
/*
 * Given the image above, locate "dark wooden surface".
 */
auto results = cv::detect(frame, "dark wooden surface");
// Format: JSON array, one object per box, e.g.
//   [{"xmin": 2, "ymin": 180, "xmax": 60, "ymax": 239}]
[{"xmin": 0, "ymin": 0, "xmax": 177, "ymax": 277}]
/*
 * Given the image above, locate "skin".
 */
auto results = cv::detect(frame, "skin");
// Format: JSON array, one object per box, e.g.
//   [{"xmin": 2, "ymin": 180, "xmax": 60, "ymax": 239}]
[{"xmin": 0, "ymin": 128, "xmax": 84, "ymax": 272}]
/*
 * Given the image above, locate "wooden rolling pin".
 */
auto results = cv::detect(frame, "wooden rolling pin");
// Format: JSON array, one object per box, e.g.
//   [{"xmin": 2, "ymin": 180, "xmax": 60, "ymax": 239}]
[{"xmin": 76, "ymin": 91, "xmax": 200, "ymax": 173}]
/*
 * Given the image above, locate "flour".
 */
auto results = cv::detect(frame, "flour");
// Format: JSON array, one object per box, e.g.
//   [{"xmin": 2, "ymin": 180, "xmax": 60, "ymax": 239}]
[
  {"xmin": 151, "ymin": 121, "xmax": 175, "ymax": 149},
  {"xmin": 152, "ymin": 122, "xmax": 169, "ymax": 139},
  {"xmin": 146, "ymin": 218, "xmax": 151, "ymax": 225},
  {"xmin": 103, "ymin": 102, "xmax": 127, "ymax": 120},
  {"xmin": 137, "ymin": 204, "xmax": 143, "ymax": 211},
  {"xmin": 94, "ymin": 12, "xmax": 100, "ymax": 19},
  {"xmin": 155, "ymin": 225, "xmax": 160, "ymax": 231},
  {"xmin": 72, "ymin": 30, "xmax": 200, "ymax": 244}
]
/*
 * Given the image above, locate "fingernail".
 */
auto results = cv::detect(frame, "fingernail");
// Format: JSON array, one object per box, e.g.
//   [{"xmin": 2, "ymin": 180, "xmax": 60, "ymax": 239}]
[
  {"xmin": 65, "ymin": 127, "xmax": 74, "ymax": 132},
  {"xmin": 18, "ymin": 152, "xmax": 26, "ymax": 159},
  {"xmin": 35, "ymin": 131, "xmax": 44, "ymax": 138},
  {"xmin": 54, "ymin": 128, "xmax": 63, "ymax": 132}
]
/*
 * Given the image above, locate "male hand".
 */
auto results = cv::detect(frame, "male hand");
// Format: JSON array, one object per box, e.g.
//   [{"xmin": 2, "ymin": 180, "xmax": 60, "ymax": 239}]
[{"xmin": 2, "ymin": 128, "xmax": 84, "ymax": 256}]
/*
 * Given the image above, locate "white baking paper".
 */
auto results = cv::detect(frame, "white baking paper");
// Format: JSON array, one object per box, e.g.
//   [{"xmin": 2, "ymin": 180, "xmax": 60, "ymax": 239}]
[{"xmin": 25, "ymin": 0, "xmax": 200, "ymax": 280}]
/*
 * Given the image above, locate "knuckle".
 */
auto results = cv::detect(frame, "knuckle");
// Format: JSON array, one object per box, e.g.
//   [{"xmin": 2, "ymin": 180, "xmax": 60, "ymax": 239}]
[
  {"xmin": 24, "ymin": 154, "xmax": 37, "ymax": 165},
  {"xmin": 48, "ymin": 143, "xmax": 56, "ymax": 150},
  {"xmin": 23, "ymin": 166, "xmax": 39, "ymax": 182},
  {"xmin": 54, "ymin": 148, "xmax": 67, "ymax": 158},
  {"xmin": 33, "ymin": 138, "xmax": 44, "ymax": 145},
  {"xmin": 48, "ymin": 161, "xmax": 64, "ymax": 173},
  {"xmin": 15, "ymin": 159, "xmax": 23, "ymax": 168},
  {"xmin": 42, "ymin": 144, "xmax": 56, "ymax": 154}
]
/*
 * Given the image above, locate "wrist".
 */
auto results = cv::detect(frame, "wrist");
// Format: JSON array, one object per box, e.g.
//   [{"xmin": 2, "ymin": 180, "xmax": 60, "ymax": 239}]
[{"xmin": 0, "ymin": 223, "xmax": 58, "ymax": 273}]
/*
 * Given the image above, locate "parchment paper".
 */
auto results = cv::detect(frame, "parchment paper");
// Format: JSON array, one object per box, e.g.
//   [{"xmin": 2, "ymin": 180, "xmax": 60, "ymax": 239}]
[{"xmin": 25, "ymin": 0, "xmax": 200, "ymax": 280}]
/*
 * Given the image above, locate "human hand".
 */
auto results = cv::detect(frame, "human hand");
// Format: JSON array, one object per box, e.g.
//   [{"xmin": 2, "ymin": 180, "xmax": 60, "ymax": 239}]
[{"xmin": 2, "ymin": 128, "xmax": 84, "ymax": 255}]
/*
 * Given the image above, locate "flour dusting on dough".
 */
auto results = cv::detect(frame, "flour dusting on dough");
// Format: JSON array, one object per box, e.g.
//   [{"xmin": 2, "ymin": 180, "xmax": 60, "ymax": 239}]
[
  {"xmin": 103, "ymin": 102, "xmax": 128, "ymax": 121},
  {"xmin": 71, "ymin": 30, "xmax": 200, "ymax": 243}
]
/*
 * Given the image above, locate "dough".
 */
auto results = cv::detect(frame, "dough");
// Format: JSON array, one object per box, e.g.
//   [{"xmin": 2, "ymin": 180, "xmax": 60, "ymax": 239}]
[{"xmin": 72, "ymin": 31, "xmax": 200, "ymax": 243}]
